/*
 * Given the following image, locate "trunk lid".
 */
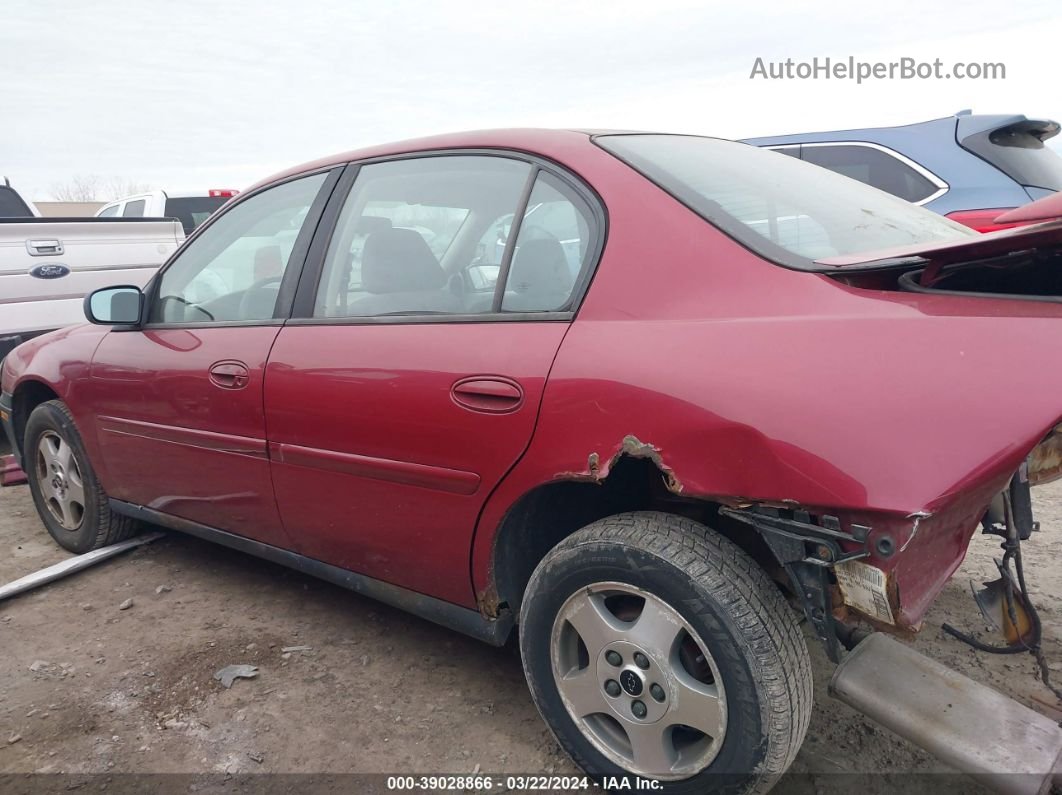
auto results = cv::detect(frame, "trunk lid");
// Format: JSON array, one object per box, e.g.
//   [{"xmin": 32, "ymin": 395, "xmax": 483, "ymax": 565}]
[{"xmin": 815, "ymin": 217, "xmax": 1062, "ymax": 269}]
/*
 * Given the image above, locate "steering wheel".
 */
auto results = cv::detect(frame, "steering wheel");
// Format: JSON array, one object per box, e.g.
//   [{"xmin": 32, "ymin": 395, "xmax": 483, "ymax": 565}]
[
  {"xmin": 158, "ymin": 294, "xmax": 215, "ymax": 322},
  {"xmin": 238, "ymin": 276, "xmax": 283, "ymax": 319}
]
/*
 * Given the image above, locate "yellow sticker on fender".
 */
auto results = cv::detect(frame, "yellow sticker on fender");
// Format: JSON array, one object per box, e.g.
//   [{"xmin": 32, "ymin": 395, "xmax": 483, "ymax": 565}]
[{"xmin": 834, "ymin": 560, "xmax": 894, "ymax": 625}]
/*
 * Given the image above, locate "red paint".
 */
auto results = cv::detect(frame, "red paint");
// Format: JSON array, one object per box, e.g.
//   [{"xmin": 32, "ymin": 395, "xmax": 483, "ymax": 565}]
[
  {"xmin": 944, "ymin": 208, "xmax": 1027, "ymax": 233},
  {"xmin": 451, "ymin": 377, "xmax": 525, "ymax": 414},
  {"xmin": 994, "ymin": 192, "xmax": 1062, "ymax": 226},
  {"xmin": 83, "ymin": 327, "xmax": 291, "ymax": 548},
  {"xmin": 5, "ymin": 129, "xmax": 1062, "ymax": 630},
  {"xmin": 264, "ymin": 322, "xmax": 567, "ymax": 604}
]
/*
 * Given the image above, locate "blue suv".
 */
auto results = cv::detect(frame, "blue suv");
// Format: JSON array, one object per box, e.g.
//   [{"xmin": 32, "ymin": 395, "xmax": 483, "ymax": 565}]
[{"xmin": 744, "ymin": 111, "xmax": 1062, "ymax": 231}]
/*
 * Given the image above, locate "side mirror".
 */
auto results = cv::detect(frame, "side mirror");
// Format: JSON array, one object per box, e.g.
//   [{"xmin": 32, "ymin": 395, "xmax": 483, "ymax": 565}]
[{"xmin": 84, "ymin": 286, "xmax": 144, "ymax": 325}]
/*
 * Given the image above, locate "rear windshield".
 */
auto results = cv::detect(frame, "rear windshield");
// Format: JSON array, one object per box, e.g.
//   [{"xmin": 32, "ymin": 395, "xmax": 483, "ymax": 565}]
[
  {"xmin": 0, "ymin": 186, "xmax": 33, "ymax": 217},
  {"xmin": 164, "ymin": 196, "xmax": 229, "ymax": 234},
  {"xmin": 960, "ymin": 122, "xmax": 1062, "ymax": 192},
  {"xmin": 595, "ymin": 134, "xmax": 975, "ymax": 269}
]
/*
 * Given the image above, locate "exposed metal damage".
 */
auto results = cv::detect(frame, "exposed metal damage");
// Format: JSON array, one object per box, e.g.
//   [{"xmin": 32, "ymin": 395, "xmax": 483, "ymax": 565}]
[
  {"xmin": 897, "ymin": 510, "xmax": 931, "ymax": 553},
  {"xmin": 476, "ymin": 581, "xmax": 505, "ymax": 619},
  {"xmin": 565, "ymin": 435, "xmax": 684, "ymax": 493},
  {"xmin": 1029, "ymin": 424, "xmax": 1062, "ymax": 486},
  {"xmin": 720, "ymin": 505, "xmax": 877, "ymax": 661}
]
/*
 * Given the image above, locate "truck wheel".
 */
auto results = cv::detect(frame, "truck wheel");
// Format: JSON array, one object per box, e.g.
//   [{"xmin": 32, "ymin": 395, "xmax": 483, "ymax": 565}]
[
  {"xmin": 24, "ymin": 400, "xmax": 139, "ymax": 553},
  {"xmin": 519, "ymin": 512, "xmax": 812, "ymax": 795}
]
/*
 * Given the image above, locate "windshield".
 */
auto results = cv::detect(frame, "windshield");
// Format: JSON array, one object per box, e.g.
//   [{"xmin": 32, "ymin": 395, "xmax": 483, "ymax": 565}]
[
  {"xmin": 164, "ymin": 196, "xmax": 229, "ymax": 235},
  {"xmin": 595, "ymin": 134, "xmax": 976, "ymax": 269}
]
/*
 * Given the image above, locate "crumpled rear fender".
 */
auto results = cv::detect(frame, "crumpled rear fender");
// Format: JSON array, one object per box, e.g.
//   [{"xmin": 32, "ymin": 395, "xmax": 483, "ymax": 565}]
[{"xmin": 472, "ymin": 307, "xmax": 1062, "ymax": 630}]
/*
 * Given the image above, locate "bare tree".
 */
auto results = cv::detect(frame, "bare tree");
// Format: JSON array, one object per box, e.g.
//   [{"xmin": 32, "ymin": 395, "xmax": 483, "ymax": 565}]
[
  {"xmin": 104, "ymin": 177, "xmax": 153, "ymax": 200},
  {"xmin": 49, "ymin": 175, "xmax": 104, "ymax": 202},
  {"xmin": 49, "ymin": 175, "xmax": 156, "ymax": 202}
]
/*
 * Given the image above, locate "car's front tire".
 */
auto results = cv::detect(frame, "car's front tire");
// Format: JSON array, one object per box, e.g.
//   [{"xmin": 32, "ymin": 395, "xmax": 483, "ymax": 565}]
[
  {"xmin": 24, "ymin": 400, "xmax": 139, "ymax": 553},
  {"xmin": 519, "ymin": 512, "xmax": 812, "ymax": 795}
]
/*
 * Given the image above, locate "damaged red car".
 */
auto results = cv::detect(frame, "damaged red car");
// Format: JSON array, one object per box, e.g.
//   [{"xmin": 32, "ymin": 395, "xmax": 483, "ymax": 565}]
[{"xmin": 4, "ymin": 130, "xmax": 1062, "ymax": 793}]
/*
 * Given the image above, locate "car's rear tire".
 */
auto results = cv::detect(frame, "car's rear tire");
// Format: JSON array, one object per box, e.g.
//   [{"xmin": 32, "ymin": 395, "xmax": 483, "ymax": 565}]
[
  {"xmin": 24, "ymin": 400, "xmax": 139, "ymax": 553},
  {"xmin": 519, "ymin": 511, "xmax": 812, "ymax": 795}
]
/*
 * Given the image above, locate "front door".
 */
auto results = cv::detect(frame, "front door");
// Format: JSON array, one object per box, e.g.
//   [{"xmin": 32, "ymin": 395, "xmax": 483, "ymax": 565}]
[
  {"xmin": 265, "ymin": 154, "xmax": 601, "ymax": 605},
  {"xmin": 86, "ymin": 171, "xmax": 334, "ymax": 547}
]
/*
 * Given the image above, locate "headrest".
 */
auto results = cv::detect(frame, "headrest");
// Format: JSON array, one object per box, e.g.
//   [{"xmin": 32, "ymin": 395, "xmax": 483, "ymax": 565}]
[
  {"xmin": 254, "ymin": 245, "xmax": 284, "ymax": 281},
  {"xmin": 362, "ymin": 227, "xmax": 446, "ymax": 294},
  {"xmin": 354, "ymin": 215, "xmax": 393, "ymax": 235},
  {"xmin": 508, "ymin": 237, "xmax": 569, "ymax": 293}
]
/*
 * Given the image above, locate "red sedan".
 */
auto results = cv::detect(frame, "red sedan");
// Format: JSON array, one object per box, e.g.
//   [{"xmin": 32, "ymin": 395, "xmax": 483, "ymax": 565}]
[{"xmin": 4, "ymin": 130, "xmax": 1062, "ymax": 792}]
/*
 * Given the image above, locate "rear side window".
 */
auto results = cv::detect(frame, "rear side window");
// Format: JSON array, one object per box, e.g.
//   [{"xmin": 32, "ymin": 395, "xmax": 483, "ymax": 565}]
[
  {"xmin": 961, "ymin": 121, "xmax": 1062, "ymax": 192},
  {"xmin": 165, "ymin": 196, "xmax": 229, "ymax": 234},
  {"xmin": 123, "ymin": 199, "xmax": 146, "ymax": 217},
  {"xmin": 0, "ymin": 186, "xmax": 33, "ymax": 217},
  {"xmin": 314, "ymin": 155, "xmax": 532, "ymax": 318},
  {"xmin": 800, "ymin": 144, "xmax": 940, "ymax": 203}
]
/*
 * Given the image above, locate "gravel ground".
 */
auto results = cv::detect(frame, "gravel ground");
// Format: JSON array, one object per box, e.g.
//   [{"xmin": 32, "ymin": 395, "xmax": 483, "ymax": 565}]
[{"xmin": 2, "ymin": 479, "xmax": 1062, "ymax": 793}]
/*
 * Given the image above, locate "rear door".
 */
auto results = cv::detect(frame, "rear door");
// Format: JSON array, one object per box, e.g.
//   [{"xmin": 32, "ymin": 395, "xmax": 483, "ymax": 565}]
[
  {"xmin": 86, "ymin": 170, "xmax": 337, "ymax": 547},
  {"xmin": 265, "ymin": 154, "xmax": 603, "ymax": 605}
]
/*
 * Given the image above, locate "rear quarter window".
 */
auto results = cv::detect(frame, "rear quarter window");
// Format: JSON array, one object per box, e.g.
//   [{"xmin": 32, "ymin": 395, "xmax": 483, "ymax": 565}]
[{"xmin": 800, "ymin": 144, "xmax": 941, "ymax": 203}]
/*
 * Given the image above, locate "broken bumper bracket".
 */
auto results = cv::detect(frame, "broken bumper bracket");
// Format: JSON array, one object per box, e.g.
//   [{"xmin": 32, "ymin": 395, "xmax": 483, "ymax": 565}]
[{"xmin": 720, "ymin": 505, "xmax": 870, "ymax": 662}]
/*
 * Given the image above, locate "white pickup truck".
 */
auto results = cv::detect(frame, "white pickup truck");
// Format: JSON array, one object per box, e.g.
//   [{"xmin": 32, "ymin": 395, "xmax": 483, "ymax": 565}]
[
  {"xmin": 96, "ymin": 188, "xmax": 236, "ymax": 235},
  {"xmin": 0, "ymin": 181, "xmax": 184, "ymax": 359}
]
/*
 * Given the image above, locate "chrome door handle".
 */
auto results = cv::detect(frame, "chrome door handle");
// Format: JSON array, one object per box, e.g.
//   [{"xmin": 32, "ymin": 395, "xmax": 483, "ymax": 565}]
[{"xmin": 26, "ymin": 239, "xmax": 64, "ymax": 256}]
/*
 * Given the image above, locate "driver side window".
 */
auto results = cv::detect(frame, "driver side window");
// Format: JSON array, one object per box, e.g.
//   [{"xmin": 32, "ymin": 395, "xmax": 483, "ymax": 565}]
[{"xmin": 149, "ymin": 173, "xmax": 327, "ymax": 324}]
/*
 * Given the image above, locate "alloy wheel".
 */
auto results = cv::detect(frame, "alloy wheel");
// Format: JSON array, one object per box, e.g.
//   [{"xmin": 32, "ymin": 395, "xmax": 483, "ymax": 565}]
[
  {"xmin": 550, "ymin": 581, "xmax": 728, "ymax": 780},
  {"xmin": 35, "ymin": 430, "xmax": 86, "ymax": 531}
]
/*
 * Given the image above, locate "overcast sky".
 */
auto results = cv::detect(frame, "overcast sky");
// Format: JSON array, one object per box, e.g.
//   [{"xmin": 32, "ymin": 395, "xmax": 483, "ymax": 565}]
[{"xmin": 3, "ymin": 0, "xmax": 1059, "ymax": 200}]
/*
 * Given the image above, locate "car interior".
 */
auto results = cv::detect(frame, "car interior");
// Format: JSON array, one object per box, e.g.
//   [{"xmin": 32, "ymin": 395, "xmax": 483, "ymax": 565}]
[
  {"xmin": 152, "ymin": 160, "xmax": 593, "ymax": 325},
  {"xmin": 315, "ymin": 160, "xmax": 591, "ymax": 318}
]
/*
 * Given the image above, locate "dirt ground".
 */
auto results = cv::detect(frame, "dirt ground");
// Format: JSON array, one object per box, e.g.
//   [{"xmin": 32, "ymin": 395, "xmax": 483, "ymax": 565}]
[{"xmin": 3, "ymin": 478, "xmax": 1062, "ymax": 794}]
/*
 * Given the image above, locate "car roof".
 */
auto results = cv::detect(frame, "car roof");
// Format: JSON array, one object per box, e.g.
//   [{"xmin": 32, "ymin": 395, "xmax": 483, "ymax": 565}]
[
  {"xmin": 741, "ymin": 111, "xmax": 1057, "ymax": 149},
  {"xmin": 245, "ymin": 128, "xmax": 600, "ymax": 193},
  {"xmin": 741, "ymin": 114, "xmax": 960, "ymax": 146}
]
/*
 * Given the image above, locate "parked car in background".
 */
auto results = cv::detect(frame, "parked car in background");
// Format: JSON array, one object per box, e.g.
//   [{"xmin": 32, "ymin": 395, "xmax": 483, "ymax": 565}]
[
  {"xmin": 96, "ymin": 188, "xmax": 238, "ymax": 234},
  {"xmin": 7, "ymin": 130, "xmax": 1062, "ymax": 793},
  {"xmin": 744, "ymin": 111, "xmax": 1062, "ymax": 231},
  {"xmin": 0, "ymin": 177, "xmax": 40, "ymax": 218}
]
